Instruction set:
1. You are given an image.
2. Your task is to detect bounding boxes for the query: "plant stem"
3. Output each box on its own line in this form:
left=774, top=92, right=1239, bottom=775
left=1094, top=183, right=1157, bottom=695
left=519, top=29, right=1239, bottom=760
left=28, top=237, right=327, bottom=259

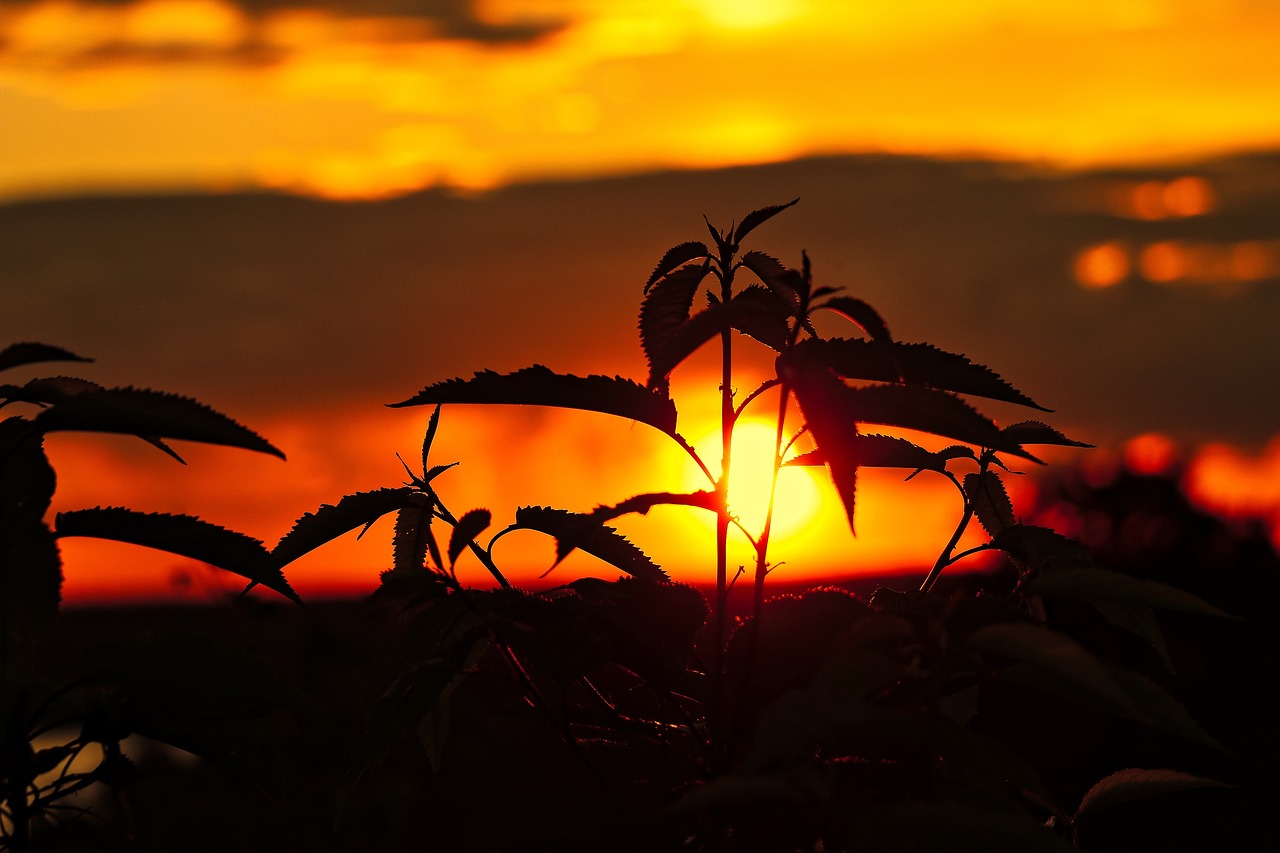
left=710, top=252, right=736, bottom=769
left=920, top=472, right=972, bottom=593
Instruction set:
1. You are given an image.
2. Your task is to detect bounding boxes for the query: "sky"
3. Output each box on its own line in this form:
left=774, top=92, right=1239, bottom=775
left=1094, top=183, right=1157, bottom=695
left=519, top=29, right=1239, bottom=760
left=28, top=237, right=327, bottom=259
left=3, top=0, right=1279, bottom=603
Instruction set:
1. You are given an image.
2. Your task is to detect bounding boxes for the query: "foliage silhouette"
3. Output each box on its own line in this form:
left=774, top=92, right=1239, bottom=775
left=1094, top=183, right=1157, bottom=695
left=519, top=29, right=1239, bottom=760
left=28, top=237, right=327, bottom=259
left=1, top=201, right=1262, bottom=851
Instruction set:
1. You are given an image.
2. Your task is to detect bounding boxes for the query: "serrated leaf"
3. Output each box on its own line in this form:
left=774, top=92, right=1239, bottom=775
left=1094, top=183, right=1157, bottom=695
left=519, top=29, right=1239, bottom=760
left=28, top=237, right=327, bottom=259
left=56, top=508, right=298, bottom=603
left=993, top=525, right=1096, bottom=572
left=783, top=434, right=945, bottom=473
left=35, top=387, right=285, bottom=459
left=964, top=471, right=1015, bottom=536
left=448, top=508, right=490, bottom=566
left=1001, top=420, right=1093, bottom=447
left=645, top=241, right=709, bottom=291
left=1075, top=768, right=1231, bottom=822
left=392, top=500, right=439, bottom=574
left=739, top=251, right=801, bottom=310
left=0, top=418, right=55, bottom=519
left=0, top=342, right=92, bottom=372
left=799, top=338, right=1048, bottom=411
left=421, top=403, right=442, bottom=476
left=1025, top=567, right=1236, bottom=619
left=274, top=487, right=417, bottom=567
left=816, top=296, right=892, bottom=342
left=0, top=375, right=103, bottom=406
left=646, top=296, right=787, bottom=387
left=576, top=491, right=721, bottom=563
left=732, top=198, right=798, bottom=244
left=513, top=506, right=667, bottom=582
left=784, top=359, right=861, bottom=531
left=640, top=263, right=710, bottom=381
left=847, top=384, right=1039, bottom=460
left=390, top=367, right=678, bottom=438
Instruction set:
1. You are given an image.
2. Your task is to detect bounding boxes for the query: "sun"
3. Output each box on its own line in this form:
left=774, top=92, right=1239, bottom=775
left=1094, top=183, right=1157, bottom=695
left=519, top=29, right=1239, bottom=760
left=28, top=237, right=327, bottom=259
left=685, top=419, right=823, bottom=539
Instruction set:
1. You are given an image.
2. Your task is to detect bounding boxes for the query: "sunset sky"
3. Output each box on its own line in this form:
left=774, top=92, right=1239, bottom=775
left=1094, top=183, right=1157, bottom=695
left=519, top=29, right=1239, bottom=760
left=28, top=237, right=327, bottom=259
left=3, top=0, right=1278, bottom=603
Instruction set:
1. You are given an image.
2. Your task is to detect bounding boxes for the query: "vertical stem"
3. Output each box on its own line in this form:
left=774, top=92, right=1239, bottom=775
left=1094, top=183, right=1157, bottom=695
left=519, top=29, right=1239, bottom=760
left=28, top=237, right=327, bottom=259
left=710, top=254, right=735, bottom=768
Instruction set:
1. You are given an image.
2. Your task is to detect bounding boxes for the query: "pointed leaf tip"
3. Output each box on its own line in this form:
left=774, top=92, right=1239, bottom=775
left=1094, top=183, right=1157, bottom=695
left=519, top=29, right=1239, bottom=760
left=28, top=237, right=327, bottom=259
left=733, top=198, right=799, bottom=244
left=645, top=242, right=709, bottom=291
left=0, top=342, right=93, bottom=372
left=448, top=508, right=491, bottom=566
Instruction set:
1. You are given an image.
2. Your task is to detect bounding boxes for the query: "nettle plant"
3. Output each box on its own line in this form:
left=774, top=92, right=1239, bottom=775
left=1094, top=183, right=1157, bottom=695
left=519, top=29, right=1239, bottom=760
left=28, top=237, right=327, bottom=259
left=273, top=201, right=1236, bottom=850
left=0, top=344, right=297, bottom=850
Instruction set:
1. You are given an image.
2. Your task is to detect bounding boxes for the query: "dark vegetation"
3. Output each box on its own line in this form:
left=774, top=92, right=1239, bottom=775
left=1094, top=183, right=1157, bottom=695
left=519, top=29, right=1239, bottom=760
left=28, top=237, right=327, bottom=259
left=2, top=203, right=1271, bottom=850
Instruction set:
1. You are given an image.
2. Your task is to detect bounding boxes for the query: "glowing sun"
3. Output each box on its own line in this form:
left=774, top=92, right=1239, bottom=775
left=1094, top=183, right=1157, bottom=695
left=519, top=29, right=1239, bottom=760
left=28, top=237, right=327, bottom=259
left=685, top=419, right=823, bottom=539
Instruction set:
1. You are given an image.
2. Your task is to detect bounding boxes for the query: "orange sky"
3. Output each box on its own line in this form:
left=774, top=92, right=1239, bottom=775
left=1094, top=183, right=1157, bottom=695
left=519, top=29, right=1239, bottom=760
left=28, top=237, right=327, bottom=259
left=4, top=0, right=1280, bottom=200
left=5, top=0, right=1279, bottom=603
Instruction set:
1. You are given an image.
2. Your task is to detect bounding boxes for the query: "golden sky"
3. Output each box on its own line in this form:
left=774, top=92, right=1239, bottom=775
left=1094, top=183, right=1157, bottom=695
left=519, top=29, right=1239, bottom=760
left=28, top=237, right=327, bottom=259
left=4, top=0, right=1280, bottom=201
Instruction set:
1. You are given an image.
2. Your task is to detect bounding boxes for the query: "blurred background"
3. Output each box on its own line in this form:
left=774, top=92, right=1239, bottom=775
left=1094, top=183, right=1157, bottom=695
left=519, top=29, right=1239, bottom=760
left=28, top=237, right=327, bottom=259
left=2, top=0, right=1277, bottom=602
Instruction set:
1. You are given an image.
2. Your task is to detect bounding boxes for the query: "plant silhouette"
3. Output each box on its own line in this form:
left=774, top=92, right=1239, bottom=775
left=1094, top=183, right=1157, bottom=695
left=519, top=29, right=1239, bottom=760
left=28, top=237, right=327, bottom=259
left=1, top=203, right=1254, bottom=851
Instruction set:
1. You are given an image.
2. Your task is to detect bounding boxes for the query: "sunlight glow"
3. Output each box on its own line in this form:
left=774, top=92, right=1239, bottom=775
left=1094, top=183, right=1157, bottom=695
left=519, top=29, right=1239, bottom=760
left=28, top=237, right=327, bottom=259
left=1074, top=241, right=1130, bottom=288
left=685, top=420, right=822, bottom=540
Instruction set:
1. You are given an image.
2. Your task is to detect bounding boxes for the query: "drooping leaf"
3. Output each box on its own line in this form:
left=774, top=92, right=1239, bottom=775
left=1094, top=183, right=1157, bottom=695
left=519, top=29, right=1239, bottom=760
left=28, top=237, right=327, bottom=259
left=274, top=487, right=417, bottom=567
left=421, top=403, right=443, bottom=477
left=732, top=198, right=798, bottom=244
left=730, top=286, right=791, bottom=349
left=1001, top=421, right=1093, bottom=448
left=645, top=241, right=709, bottom=291
left=815, top=296, right=892, bottom=342
left=390, top=366, right=679, bottom=438
left=799, top=338, right=1048, bottom=411
left=35, top=387, right=285, bottom=459
left=784, top=359, right=861, bottom=530
left=0, top=342, right=92, bottom=372
left=513, top=505, right=667, bottom=582
left=56, top=507, right=299, bottom=603
left=640, top=263, right=710, bottom=381
left=783, top=433, right=945, bottom=473
left=739, top=251, right=801, bottom=311
left=1075, top=768, right=1231, bottom=823
left=1025, top=567, right=1237, bottom=619
left=575, top=491, right=721, bottom=564
left=964, top=471, right=1015, bottom=536
left=447, top=508, right=490, bottom=566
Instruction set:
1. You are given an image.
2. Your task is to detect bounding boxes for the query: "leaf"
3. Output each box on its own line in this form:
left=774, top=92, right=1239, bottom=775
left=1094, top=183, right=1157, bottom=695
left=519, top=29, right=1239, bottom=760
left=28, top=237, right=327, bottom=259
left=56, top=507, right=299, bottom=603
left=0, top=418, right=55, bottom=519
left=784, top=359, right=861, bottom=530
left=846, top=384, right=1039, bottom=460
left=392, top=498, right=440, bottom=574
left=783, top=433, right=945, bottom=473
left=1091, top=600, right=1176, bottom=672
left=970, top=623, right=1222, bottom=748
left=639, top=263, right=710, bottom=381
left=732, top=198, right=798, bottom=244
left=448, top=508, right=490, bottom=566
left=421, top=403, right=443, bottom=476
left=35, top=387, right=285, bottom=459
left=390, top=367, right=678, bottom=439
left=0, top=517, right=61, bottom=647
left=274, top=487, right=417, bottom=567
left=739, top=251, right=801, bottom=310
left=964, top=471, right=1015, bottom=536
left=815, top=296, right=892, bottom=342
left=645, top=241, right=709, bottom=291
left=513, top=505, right=667, bottom=582
left=993, top=524, right=1096, bottom=572
left=1025, top=567, right=1237, bottom=619
left=1075, top=768, right=1231, bottom=823
left=0, top=342, right=92, bottom=372
left=799, top=338, right=1048, bottom=411
left=645, top=296, right=788, bottom=387
left=0, top=375, right=103, bottom=406
left=1001, top=420, right=1093, bottom=448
